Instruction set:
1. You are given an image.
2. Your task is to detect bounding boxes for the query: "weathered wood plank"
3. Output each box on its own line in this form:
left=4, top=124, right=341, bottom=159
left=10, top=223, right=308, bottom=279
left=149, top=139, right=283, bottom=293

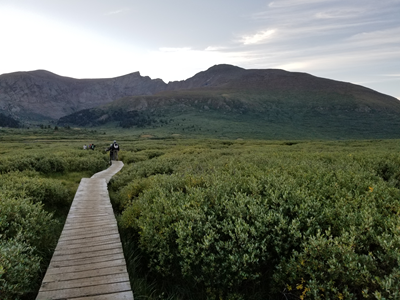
left=72, top=291, right=134, bottom=300
left=44, top=258, right=127, bottom=275
left=48, top=251, right=125, bottom=268
left=54, top=237, right=122, bottom=250
left=59, top=225, right=118, bottom=237
left=39, top=273, right=130, bottom=291
left=63, top=221, right=117, bottom=231
left=42, top=265, right=128, bottom=282
left=54, top=241, right=121, bottom=256
left=56, top=233, right=121, bottom=246
left=51, top=247, right=123, bottom=261
left=36, top=281, right=132, bottom=300
left=58, top=229, right=119, bottom=241
left=62, top=223, right=117, bottom=234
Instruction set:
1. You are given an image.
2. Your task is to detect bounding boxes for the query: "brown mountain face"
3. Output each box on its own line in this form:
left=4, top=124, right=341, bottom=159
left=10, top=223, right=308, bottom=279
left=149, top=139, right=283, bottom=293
left=0, top=70, right=166, bottom=120
left=167, top=64, right=400, bottom=113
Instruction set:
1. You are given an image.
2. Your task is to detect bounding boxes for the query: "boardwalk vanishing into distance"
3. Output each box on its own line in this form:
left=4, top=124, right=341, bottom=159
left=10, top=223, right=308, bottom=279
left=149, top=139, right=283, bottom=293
left=36, top=161, right=134, bottom=300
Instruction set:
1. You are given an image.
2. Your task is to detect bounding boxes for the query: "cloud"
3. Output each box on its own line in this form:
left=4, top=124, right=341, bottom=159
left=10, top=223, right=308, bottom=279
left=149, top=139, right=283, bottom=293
left=346, top=27, right=400, bottom=46
left=205, top=46, right=227, bottom=51
left=314, top=9, right=364, bottom=19
left=240, top=29, right=276, bottom=45
left=381, top=74, right=400, bottom=77
left=159, top=47, right=192, bottom=53
left=104, top=8, right=130, bottom=15
left=268, top=0, right=324, bottom=8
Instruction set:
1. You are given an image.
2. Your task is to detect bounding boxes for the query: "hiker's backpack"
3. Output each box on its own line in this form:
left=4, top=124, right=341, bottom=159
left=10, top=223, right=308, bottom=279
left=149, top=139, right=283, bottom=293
left=113, top=143, right=119, bottom=150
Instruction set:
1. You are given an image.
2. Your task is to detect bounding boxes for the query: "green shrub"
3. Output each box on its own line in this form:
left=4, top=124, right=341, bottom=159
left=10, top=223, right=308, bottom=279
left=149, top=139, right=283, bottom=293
left=0, top=171, right=70, bottom=207
left=0, top=239, right=41, bottom=300
left=0, top=192, right=59, bottom=254
left=0, top=150, right=108, bottom=175
left=112, top=144, right=400, bottom=299
left=0, top=191, right=59, bottom=299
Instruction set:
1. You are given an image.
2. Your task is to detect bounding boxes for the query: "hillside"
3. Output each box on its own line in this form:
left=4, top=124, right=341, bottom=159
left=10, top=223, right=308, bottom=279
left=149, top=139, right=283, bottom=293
left=0, top=112, right=20, bottom=128
left=0, top=70, right=166, bottom=121
left=58, top=65, right=400, bottom=139
left=2, top=64, right=400, bottom=139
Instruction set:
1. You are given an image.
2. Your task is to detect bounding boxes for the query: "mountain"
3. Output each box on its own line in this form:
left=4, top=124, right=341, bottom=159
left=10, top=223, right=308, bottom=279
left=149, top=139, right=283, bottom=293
left=2, top=64, right=400, bottom=139
left=58, top=65, right=400, bottom=139
left=0, top=112, right=20, bottom=128
left=0, top=70, right=166, bottom=121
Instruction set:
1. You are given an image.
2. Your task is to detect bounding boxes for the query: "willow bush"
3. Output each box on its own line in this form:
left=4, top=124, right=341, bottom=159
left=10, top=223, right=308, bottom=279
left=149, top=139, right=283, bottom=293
left=110, top=140, right=400, bottom=299
left=0, top=149, right=108, bottom=174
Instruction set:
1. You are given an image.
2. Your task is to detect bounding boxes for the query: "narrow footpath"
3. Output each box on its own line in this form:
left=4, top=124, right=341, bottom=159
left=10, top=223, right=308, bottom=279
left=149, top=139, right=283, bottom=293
left=36, top=161, right=133, bottom=300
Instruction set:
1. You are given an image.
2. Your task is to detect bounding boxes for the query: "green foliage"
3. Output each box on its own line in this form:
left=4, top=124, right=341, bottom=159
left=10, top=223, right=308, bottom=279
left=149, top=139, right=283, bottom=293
left=110, top=139, right=400, bottom=299
left=57, top=108, right=155, bottom=128
left=0, top=192, right=58, bottom=299
left=0, top=136, right=111, bottom=299
left=0, top=149, right=108, bottom=174
left=0, top=171, right=70, bottom=208
left=55, top=86, right=400, bottom=140
left=0, top=239, right=41, bottom=300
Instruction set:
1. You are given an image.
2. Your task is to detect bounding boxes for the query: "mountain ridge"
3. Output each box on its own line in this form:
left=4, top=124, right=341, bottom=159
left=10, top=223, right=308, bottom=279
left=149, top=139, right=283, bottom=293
left=0, top=69, right=167, bottom=120
left=1, top=64, right=400, bottom=139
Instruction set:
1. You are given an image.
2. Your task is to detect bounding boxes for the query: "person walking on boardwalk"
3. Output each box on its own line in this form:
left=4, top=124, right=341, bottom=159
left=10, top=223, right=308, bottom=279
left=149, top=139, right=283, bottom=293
left=106, top=140, right=120, bottom=163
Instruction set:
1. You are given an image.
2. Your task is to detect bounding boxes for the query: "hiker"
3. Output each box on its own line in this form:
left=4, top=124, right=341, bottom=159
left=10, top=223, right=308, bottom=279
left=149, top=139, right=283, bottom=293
left=83, top=144, right=87, bottom=150
left=106, top=140, right=120, bottom=163
left=90, top=143, right=95, bottom=150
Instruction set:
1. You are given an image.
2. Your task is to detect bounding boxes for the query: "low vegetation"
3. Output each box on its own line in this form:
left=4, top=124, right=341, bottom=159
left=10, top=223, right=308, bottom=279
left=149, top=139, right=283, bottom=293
left=1, top=128, right=400, bottom=299
left=0, top=135, right=109, bottom=300
left=109, top=138, right=400, bottom=299
left=57, top=88, right=400, bottom=140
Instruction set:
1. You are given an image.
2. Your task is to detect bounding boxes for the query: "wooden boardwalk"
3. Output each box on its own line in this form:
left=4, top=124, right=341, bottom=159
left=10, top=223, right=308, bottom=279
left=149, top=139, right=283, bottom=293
left=36, top=161, right=134, bottom=300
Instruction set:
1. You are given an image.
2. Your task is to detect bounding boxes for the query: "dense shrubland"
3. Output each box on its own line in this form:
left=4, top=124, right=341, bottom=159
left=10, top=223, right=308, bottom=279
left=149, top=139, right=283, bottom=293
left=0, top=146, right=109, bottom=299
left=109, top=139, right=400, bottom=299
left=1, top=135, right=400, bottom=300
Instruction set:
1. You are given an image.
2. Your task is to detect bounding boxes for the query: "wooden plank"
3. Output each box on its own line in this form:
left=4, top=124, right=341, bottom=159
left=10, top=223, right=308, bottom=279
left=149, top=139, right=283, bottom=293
left=42, top=265, right=128, bottom=282
left=54, top=237, right=122, bottom=251
left=72, top=291, right=134, bottom=300
left=36, top=281, right=132, bottom=300
left=65, top=214, right=114, bottom=220
left=48, top=252, right=125, bottom=268
left=44, top=258, right=127, bottom=275
left=51, top=247, right=123, bottom=262
left=53, top=241, right=121, bottom=256
left=62, top=222, right=117, bottom=232
left=64, top=216, right=116, bottom=224
left=63, top=220, right=117, bottom=230
left=56, top=233, right=121, bottom=246
left=60, top=225, right=118, bottom=237
left=58, top=229, right=118, bottom=241
left=39, top=273, right=130, bottom=291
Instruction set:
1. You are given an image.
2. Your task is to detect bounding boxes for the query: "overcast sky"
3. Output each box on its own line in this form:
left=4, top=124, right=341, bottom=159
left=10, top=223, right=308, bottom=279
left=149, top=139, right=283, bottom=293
left=0, top=0, right=399, bottom=99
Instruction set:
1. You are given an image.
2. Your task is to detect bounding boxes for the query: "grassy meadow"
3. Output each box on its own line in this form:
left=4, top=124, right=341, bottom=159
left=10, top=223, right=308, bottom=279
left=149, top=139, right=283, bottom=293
left=1, top=127, right=400, bottom=299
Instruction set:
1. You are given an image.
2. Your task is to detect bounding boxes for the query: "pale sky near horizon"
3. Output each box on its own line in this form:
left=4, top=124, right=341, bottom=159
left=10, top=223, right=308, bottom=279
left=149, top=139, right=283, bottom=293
left=0, top=0, right=399, bottom=99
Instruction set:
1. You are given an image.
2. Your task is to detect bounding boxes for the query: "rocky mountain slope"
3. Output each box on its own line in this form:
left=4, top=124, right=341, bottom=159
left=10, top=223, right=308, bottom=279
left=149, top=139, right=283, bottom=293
left=0, top=70, right=166, bottom=120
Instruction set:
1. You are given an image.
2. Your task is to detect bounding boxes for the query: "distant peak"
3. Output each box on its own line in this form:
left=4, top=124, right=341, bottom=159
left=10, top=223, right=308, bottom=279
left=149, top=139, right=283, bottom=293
left=206, top=64, right=245, bottom=72
left=9, top=69, right=60, bottom=77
